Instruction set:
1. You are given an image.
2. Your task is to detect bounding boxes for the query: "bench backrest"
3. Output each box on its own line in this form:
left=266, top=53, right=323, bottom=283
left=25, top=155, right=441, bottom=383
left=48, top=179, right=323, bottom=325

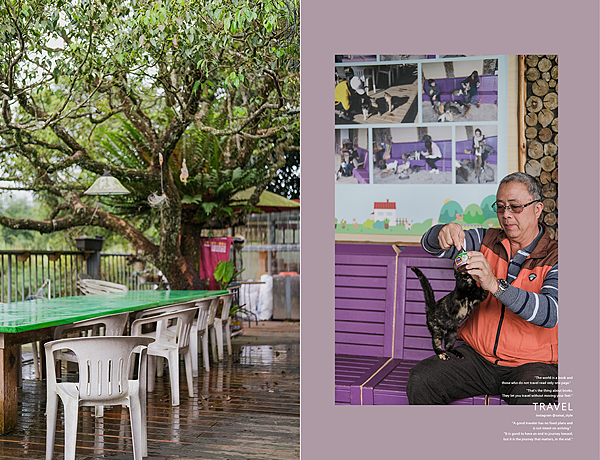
left=335, top=244, right=460, bottom=360
left=389, top=140, right=452, bottom=172
left=422, top=75, right=498, bottom=98
left=335, top=244, right=399, bottom=358
left=400, top=256, right=458, bottom=360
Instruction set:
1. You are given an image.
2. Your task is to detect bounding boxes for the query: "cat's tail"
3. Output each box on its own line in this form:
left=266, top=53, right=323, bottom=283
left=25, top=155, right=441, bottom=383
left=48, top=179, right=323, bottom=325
left=410, top=267, right=436, bottom=308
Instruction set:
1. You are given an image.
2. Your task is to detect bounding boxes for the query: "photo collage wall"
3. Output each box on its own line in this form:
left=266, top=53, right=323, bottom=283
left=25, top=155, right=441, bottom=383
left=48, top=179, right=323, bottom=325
left=334, top=55, right=508, bottom=238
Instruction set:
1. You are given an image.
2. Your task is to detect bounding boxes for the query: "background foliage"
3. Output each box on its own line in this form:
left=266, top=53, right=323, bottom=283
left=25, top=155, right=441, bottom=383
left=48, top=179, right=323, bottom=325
left=0, top=0, right=299, bottom=287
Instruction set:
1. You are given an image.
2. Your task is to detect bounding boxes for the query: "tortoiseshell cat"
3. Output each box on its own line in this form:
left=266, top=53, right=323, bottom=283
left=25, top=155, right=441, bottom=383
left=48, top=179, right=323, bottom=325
left=411, top=267, right=488, bottom=360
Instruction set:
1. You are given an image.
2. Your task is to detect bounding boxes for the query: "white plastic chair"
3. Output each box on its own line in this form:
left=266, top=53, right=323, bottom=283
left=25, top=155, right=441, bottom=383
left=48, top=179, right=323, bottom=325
left=188, top=298, right=215, bottom=377
left=77, top=279, right=129, bottom=295
left=377, top=65, right=393, bottom=88
left=209, top=293, right=234, bottom=361
left=131, top=307, right=197, bottom=406
left=53, top=312, right=131, bottom=418
left=133, top=300, right=198, bottom=378
left=45, top=336, right=154, bottom=460
left=206, top=296, right=221, bottom=362
left=154, top=297, right=215, bottom=377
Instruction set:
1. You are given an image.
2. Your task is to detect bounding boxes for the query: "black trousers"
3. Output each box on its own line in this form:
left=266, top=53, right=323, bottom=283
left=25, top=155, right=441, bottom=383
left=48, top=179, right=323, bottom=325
left=406, top=345, right=558, bottom=405
left=425, top=157, right=440, bottom=170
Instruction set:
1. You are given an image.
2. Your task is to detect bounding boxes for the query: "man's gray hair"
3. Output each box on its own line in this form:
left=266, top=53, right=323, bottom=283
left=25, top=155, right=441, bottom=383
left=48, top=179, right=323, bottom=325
left=499, top=172, right=542, bottom=201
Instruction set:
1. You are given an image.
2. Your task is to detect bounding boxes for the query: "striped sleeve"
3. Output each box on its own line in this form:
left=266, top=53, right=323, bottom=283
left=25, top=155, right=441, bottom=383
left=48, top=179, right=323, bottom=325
left=421, top=225, right=487, bottom=259
left=496, top=263, right=559, bottom=328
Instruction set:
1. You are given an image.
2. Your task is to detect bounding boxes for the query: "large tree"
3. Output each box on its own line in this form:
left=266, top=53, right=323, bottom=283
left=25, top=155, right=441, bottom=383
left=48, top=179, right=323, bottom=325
left=0, top=0, right=299, bottom=289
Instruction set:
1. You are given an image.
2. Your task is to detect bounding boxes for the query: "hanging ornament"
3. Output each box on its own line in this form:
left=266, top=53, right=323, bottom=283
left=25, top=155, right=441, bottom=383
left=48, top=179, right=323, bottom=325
left=180, top=158, right=188, bottom=185
left=149, top=152, right=167, bottom=208
left=148, top=191, right=168, bottom=207
left=84, top=165, right=130, bottom=223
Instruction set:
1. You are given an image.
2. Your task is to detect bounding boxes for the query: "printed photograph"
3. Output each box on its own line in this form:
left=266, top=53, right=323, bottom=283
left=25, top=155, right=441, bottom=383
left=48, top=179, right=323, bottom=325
left=380, top=55, right=436, bottom=61
left=421, top=58, right=499, bottom=123
left=335, top=128, right=370, bottom=184
left=335, top=55, right=377, bottom=63
left=334, top=63, right=418, bottom=124
left=455, top=125, right=498, bottom=184
left=372, top=126, right=452, bottom=184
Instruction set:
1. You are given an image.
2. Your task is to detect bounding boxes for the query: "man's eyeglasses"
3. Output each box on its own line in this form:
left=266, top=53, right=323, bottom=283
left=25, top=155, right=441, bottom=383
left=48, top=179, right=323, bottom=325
left=491, top=200, right=540, bottom=214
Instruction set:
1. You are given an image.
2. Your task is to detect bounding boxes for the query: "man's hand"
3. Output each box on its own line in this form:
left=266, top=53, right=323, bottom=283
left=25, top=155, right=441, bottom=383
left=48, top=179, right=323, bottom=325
left=437, top=223, right=465, bottom=251
left=464, top=251, right=499, bottom=293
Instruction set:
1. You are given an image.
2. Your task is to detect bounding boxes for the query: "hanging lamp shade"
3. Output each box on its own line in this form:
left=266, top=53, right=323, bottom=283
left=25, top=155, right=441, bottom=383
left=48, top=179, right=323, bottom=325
left=84, top=166, right=130, bottom=196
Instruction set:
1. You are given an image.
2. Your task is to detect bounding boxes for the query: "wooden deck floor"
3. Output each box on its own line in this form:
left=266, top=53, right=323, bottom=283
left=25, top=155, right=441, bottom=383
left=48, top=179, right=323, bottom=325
left=0, top=321, right=299, bottom=459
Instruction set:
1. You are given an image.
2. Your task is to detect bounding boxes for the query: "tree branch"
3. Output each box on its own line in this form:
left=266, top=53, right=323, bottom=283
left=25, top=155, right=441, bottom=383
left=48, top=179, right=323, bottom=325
left=2, top=0, right=26, bottom=97
left=0, top=200, right=159, bottom=261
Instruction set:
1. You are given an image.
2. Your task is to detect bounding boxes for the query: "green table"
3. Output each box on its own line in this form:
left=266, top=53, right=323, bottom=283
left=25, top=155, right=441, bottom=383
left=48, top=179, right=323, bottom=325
left=0, top=290, right=226, bottom=434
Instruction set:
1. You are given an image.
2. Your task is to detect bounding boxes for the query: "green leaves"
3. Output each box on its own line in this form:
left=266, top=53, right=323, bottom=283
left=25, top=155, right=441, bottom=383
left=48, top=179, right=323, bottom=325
left=0, top=0, right=298, bottom=236
left=182, top=194, right=202, bottom=204
left=201, top=202, right=218, bottom=214
left=213, top=260, right=244, bottom=290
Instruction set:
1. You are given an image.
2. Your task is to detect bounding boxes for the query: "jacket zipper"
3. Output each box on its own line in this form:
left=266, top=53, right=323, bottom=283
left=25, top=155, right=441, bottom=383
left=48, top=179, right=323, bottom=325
left=493, top=240, right=510, bottom=364
left=493, top=305, right=505, bottom=364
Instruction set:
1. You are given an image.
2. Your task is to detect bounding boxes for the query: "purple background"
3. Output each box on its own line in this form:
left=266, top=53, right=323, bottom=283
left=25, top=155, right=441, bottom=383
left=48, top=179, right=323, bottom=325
left=300, top=0, right=599, bottom=458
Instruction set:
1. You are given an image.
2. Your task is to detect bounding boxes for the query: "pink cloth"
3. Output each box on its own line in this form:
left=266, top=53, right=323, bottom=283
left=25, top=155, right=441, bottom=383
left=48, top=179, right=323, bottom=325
left=199, top=237, right=232, bottom=290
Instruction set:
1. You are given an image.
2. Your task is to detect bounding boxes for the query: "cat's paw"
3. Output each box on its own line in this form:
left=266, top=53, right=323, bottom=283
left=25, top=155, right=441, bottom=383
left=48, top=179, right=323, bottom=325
left=437, top=352, right=450, bottom=360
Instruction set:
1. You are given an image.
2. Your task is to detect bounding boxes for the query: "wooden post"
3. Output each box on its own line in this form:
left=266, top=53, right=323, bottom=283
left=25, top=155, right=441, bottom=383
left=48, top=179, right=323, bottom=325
left=0, top=336, right=18, bottom=434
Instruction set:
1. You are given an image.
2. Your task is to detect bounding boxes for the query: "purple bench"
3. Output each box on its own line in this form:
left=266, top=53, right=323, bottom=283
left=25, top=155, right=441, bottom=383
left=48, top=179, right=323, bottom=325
left=352, top=147, right=370, bottom=184
left=422, top=75, right=498, bottom=105
left=335, top=243, right=507, bottom=405
left=388, top=140, right=452, bottom=172
left=456, top=136, right=497, bottom=165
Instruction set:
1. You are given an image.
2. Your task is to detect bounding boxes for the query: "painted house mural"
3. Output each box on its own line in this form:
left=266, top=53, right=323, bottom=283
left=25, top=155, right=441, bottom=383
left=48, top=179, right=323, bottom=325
left=372, top=200, right=396, bottom=225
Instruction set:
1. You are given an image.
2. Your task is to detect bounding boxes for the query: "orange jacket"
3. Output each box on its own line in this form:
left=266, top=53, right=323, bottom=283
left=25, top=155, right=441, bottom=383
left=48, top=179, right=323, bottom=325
left=458, top=228, right=558, bottom=367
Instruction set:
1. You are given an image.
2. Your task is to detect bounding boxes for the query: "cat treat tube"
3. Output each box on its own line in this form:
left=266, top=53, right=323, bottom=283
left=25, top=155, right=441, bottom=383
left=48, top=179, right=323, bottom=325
left=455, top=240, right=469, bottom=271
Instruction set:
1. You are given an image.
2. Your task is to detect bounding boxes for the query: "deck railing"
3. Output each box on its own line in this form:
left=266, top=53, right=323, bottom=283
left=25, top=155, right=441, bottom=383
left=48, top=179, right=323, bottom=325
left=0, top=250, right=157, bottom=303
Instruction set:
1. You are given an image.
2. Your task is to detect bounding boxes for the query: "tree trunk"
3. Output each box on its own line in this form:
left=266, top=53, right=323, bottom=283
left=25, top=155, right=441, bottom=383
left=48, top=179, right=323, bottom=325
left=164, top=254, right=207, bottom=290
left=153, top=186, right=206, bottom=290
left=178, top=221, right=208, bottom=289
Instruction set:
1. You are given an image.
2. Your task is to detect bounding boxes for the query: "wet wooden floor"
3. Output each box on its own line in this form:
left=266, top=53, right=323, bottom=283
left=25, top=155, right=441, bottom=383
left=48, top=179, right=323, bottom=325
left=0, top=321, right=299, bottom=459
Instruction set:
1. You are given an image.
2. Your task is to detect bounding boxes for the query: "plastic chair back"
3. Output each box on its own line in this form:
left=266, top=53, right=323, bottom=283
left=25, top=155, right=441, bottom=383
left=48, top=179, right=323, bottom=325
left=53, top=312, right=130, bottom=339
left=45, top=336, right=154, bottom=403
left=131, top=307, right=197, bottom=348
left=219, top=293, right=234, bottom=320
left=78, top=279, right=128, bottom=295
left=207, top=296, right=220, bottom=327
left=134, top=300, right=197, bottom=320
left=173, top=308, right=196, bottom=350
left=195, top=299, right=211, bottom=332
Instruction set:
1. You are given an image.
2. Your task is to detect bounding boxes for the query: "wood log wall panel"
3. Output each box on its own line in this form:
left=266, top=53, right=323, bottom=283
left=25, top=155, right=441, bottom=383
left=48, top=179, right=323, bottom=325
left=520, top=55, right=558, bottom=241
